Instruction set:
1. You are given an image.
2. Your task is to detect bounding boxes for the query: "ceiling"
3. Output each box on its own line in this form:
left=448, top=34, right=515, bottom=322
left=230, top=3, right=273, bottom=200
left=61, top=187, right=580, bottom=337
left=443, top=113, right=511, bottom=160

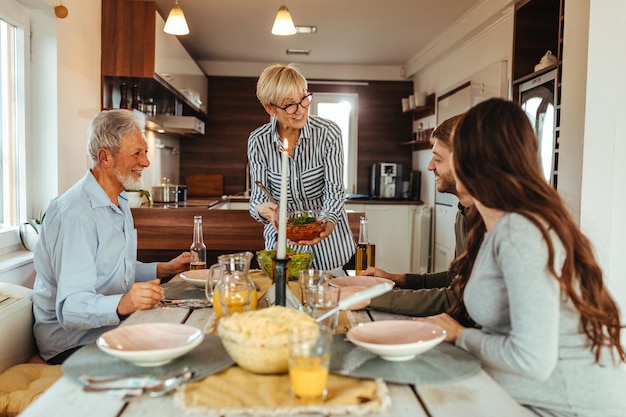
left=150, top=0, right=483, bottom=67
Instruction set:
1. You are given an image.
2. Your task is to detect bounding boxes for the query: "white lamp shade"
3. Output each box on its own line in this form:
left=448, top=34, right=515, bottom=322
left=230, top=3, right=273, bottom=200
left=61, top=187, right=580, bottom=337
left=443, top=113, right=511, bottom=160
left=271, top=5, right=296, bottom=36
left=164, top=3, right=190, bottom=35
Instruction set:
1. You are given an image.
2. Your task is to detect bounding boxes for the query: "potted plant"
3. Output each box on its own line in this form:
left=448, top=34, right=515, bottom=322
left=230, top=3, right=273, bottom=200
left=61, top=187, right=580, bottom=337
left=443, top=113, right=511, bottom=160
left=19, top=210, right=45, bottom=251
left=125, top=189, right=152, bottom=207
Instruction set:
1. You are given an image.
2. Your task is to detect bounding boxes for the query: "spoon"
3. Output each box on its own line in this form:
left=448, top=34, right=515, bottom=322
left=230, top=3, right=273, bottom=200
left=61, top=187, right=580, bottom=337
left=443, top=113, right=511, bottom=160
left=255, top=181, right=277, bottom=205
left=315, top=282, right=393, bottom=323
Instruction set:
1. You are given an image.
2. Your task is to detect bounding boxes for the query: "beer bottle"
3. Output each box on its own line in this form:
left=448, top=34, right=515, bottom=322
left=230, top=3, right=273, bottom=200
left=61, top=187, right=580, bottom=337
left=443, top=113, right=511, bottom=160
left=355, top=216, right=372, bottom=275
left=190, top=215, right=207, bottom=270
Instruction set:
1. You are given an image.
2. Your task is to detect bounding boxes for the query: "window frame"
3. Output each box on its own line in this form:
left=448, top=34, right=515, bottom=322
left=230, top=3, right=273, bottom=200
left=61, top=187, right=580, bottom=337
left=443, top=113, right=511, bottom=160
left=0, top=3, right=29, bottom=254
left=310, top=92, right=359, bottom=194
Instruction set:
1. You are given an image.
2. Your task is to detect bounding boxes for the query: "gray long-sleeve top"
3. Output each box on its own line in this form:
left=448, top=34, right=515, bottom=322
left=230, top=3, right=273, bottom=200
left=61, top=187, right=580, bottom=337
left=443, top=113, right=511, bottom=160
left=456, top=212, right=626, bottom=417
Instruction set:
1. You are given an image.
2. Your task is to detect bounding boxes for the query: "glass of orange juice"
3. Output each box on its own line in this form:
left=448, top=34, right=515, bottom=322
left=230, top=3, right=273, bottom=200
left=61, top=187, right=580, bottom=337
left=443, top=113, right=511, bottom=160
left=288, top=324, right=332, bottom=402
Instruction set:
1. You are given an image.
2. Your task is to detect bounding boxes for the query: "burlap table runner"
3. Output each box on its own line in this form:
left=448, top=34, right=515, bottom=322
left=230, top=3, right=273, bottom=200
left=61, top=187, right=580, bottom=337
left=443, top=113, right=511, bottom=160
left=175, top=366, right=389, bottom=416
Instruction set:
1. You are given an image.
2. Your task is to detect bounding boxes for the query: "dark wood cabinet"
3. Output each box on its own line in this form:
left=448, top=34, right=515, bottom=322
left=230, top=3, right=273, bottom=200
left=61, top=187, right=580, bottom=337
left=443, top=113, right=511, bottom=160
left=512, top=0, right=564, bottom=188
left=101, top=0, right=207, bottom=120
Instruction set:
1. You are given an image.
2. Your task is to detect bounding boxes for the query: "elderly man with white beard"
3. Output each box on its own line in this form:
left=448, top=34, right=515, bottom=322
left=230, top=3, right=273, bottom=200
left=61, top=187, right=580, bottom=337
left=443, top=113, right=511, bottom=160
left=33, top=109, right=190, bottom=364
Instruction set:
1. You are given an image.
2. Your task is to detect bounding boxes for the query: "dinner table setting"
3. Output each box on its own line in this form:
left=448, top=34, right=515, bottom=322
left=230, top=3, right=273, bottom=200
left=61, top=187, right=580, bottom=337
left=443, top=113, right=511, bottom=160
left=21, top=171, right=530, bottom=416
left=20, top=264, right=533, bottom=417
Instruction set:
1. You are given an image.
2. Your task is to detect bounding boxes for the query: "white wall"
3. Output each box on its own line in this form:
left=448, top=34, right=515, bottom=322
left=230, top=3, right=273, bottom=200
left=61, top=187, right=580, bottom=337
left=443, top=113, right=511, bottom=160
left=408, top=8, right=513, bottom=210
left=581, top=0, right=626, bottom=320
left=55, top=0, right=101, bottom=194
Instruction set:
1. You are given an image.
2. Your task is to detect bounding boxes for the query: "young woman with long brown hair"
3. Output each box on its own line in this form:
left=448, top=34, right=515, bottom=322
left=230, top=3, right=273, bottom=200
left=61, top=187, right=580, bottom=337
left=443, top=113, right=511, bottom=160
left=419, top=98, right=626, bottom=417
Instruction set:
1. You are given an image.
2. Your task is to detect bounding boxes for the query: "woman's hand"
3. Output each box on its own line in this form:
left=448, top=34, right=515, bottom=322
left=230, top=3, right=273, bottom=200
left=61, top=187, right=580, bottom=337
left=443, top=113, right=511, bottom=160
left=414, top=313, right=466, bottom=343
left=289, top=221, right=335, bottom=246
left=257, top=202, right=279, bottom=229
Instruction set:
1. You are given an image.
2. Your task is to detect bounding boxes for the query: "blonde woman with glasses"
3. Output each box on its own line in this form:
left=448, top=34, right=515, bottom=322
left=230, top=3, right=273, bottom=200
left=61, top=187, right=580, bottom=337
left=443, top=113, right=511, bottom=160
left=248, top=64, right=355, bottom=276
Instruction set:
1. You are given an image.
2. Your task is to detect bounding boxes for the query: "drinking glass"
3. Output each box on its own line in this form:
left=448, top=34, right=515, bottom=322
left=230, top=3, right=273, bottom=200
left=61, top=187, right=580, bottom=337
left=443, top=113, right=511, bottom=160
left=288, top=324, right=332, bottom=402
left=303, top=285, right=340, bottom=333
left=298, top=269, right=331, bottom=309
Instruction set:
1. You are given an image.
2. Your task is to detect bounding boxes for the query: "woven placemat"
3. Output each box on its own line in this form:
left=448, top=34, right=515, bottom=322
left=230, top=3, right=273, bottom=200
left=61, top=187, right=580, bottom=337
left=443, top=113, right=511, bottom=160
left=330, top=335, right=481, bottom=384
left=175, top=366, right=390, bottom=416
left=62, top=335, right=234, bottom=383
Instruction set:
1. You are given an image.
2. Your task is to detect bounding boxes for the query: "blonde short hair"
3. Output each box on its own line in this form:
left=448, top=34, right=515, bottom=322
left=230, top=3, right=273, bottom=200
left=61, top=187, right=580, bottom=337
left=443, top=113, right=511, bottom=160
left=256, top=64, right=308, bottom=107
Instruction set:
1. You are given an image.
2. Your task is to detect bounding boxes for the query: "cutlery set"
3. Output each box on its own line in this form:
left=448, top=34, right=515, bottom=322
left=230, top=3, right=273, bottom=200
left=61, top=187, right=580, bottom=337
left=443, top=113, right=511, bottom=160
left=79, top=369, right=195, bottom=399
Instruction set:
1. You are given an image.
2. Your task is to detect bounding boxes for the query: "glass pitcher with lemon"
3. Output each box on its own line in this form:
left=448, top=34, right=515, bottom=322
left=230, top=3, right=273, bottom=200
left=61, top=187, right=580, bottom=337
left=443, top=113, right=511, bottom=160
left=206, top=251, right=258, bottom=317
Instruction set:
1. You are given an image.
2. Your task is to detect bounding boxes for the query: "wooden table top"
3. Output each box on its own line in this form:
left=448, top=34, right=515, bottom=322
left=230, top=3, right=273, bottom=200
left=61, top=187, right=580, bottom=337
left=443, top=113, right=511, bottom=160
left=21, top=275, right=532, bottom=417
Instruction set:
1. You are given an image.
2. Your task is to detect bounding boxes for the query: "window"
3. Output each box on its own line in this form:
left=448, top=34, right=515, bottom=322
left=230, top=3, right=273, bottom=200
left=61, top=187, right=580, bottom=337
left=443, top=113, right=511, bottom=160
left=310, top=93, right=358, bottom=194
left=1, top=17, right=18, bottom=230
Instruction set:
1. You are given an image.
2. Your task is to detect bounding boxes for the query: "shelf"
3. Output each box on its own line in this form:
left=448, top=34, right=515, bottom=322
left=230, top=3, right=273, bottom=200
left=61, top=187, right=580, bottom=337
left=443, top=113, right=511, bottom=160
left=512, top=62, right=560, bottom=85
left=103, top=75, right=207, bottom=121
left=400, top=127, right=434, bottom=150
left=402, top=93, right=436, bottom=120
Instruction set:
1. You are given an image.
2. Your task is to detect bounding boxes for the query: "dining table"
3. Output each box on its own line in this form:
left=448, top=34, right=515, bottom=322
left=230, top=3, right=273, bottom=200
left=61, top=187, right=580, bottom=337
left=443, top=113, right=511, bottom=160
left=20, top=271, right=532, bottom=417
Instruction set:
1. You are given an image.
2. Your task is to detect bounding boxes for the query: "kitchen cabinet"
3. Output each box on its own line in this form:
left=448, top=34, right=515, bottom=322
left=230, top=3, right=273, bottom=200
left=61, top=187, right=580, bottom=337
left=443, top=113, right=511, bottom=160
left=512, top=0, right=563, bottom=187
left=345, top=203, right=430, bottom=273
left=101, top=0, right=207, bottom=120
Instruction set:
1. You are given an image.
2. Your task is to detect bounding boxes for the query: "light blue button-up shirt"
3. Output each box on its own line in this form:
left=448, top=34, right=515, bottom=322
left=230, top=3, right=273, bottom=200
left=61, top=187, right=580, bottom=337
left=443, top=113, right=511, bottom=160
left=33, top=171, right=157, bottom=360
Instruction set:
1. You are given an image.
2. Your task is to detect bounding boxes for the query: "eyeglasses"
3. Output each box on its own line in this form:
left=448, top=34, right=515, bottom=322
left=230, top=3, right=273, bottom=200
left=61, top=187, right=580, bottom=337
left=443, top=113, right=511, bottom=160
left=272, top=93, right=313, bottom=115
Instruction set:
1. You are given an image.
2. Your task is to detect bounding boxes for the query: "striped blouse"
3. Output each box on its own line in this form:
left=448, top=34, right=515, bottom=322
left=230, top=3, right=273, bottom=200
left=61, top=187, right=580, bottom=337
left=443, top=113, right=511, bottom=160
left=247, top=115, right=356, bottom=271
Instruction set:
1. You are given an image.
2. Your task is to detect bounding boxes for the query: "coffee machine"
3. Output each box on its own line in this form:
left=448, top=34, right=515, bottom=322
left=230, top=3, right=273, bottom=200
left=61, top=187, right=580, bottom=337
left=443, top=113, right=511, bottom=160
left=371, top=163, right=402, bottom=198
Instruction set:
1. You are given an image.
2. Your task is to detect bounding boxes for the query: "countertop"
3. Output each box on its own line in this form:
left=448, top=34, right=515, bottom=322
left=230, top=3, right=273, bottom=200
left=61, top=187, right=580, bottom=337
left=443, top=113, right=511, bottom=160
left=137, top=196, right=423, bottom=209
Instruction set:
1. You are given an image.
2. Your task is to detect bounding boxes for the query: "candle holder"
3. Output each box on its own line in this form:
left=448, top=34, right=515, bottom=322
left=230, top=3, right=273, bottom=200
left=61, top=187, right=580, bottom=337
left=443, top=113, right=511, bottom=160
left=272, top=256, right=288, bottom=306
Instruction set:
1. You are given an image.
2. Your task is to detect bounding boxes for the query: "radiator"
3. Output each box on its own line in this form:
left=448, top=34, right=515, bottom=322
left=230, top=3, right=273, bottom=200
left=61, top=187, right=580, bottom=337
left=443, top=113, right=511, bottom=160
left=410, top=206, right=432, bottom=274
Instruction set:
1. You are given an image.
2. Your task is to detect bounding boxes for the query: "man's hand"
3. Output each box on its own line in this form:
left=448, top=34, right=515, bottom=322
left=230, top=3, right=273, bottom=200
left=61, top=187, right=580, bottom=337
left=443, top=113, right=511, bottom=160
left=117, top=279, right=164, bottom=317
left=157, top=252, right=190, bottom=278
left=360, top=266, right=406, bottom=286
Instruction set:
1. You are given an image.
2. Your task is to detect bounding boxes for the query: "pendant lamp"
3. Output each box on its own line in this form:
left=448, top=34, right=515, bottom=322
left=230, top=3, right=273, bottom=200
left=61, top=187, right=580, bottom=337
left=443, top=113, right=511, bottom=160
left=164, top=0, right=190, bottom=36
left=271, top=5, right=296, bottom=36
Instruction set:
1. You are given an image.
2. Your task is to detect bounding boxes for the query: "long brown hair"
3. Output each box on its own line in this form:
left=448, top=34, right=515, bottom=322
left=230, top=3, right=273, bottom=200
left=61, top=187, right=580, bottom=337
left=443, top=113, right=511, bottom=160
left=450, top=98, right=625, bottom=362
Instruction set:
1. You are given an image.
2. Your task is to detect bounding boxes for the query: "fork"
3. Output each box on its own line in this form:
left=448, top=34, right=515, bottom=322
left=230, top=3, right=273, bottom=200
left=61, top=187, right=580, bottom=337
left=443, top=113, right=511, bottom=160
left=82, top=370, right=195, bottom=398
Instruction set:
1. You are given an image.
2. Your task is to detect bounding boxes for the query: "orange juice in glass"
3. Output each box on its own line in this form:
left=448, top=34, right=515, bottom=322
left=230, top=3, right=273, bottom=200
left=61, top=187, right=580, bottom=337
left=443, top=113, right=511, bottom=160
left=289, top=355, right=330, bottom=399
left=288, top=324, right=332, bottom=401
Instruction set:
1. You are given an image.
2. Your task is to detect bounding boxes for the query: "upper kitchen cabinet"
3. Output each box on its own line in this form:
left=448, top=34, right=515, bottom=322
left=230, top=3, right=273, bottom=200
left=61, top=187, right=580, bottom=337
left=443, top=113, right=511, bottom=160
left=511, top=0, right=563, bottom=91
left=512, top=0, right=564, bottom=187
left=101, top=0, right=208, bottom=120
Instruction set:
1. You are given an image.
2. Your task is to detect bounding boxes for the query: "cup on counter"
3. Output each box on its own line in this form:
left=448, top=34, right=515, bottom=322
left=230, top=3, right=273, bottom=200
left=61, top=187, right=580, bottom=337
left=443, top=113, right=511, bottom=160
left=288, top=324, right=333, bottom=402
left=303, top=285, right=341, bottom=333
left=415, top=92, right=427, bottom=107
left=409, top=95, right=416, bottom=109
left=298, top=269, right=331, bottom=309
left=401, top=98, right=410, bottom=112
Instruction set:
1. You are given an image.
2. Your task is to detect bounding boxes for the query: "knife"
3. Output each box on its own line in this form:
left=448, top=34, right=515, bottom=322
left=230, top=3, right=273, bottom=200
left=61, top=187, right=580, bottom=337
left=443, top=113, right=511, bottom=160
left=315, top=282, right=393, bottom=323
left=255, top=181, right=277, bottom=205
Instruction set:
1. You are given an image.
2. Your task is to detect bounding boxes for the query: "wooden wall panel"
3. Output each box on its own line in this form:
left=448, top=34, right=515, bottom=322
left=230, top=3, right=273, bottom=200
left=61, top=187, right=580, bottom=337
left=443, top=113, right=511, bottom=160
left=179, top=76, right=413, bottom=196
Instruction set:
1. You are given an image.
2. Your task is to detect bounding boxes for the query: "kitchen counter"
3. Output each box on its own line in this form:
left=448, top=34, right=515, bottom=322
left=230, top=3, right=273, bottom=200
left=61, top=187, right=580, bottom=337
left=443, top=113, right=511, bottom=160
left=130, top=201, right=365, bottom=265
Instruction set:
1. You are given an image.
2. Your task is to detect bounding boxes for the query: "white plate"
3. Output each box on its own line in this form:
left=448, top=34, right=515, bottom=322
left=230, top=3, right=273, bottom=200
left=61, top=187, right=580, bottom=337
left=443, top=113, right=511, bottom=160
left=180, top=269, right=211, bottom=288
left=347, top=320, right=446, bottom=361
left=97, top=323, right=204, bottom=367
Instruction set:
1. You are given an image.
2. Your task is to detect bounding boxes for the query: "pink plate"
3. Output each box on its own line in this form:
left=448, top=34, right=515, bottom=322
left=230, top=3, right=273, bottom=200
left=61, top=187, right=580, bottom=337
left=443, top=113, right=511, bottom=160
left=329, top=276, right=394, bottom=310
left=97, top=323, right=204, bottom=367
left=180, top=269, right=211, bottom=288
left=346, top=320, right=446, bottom=361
